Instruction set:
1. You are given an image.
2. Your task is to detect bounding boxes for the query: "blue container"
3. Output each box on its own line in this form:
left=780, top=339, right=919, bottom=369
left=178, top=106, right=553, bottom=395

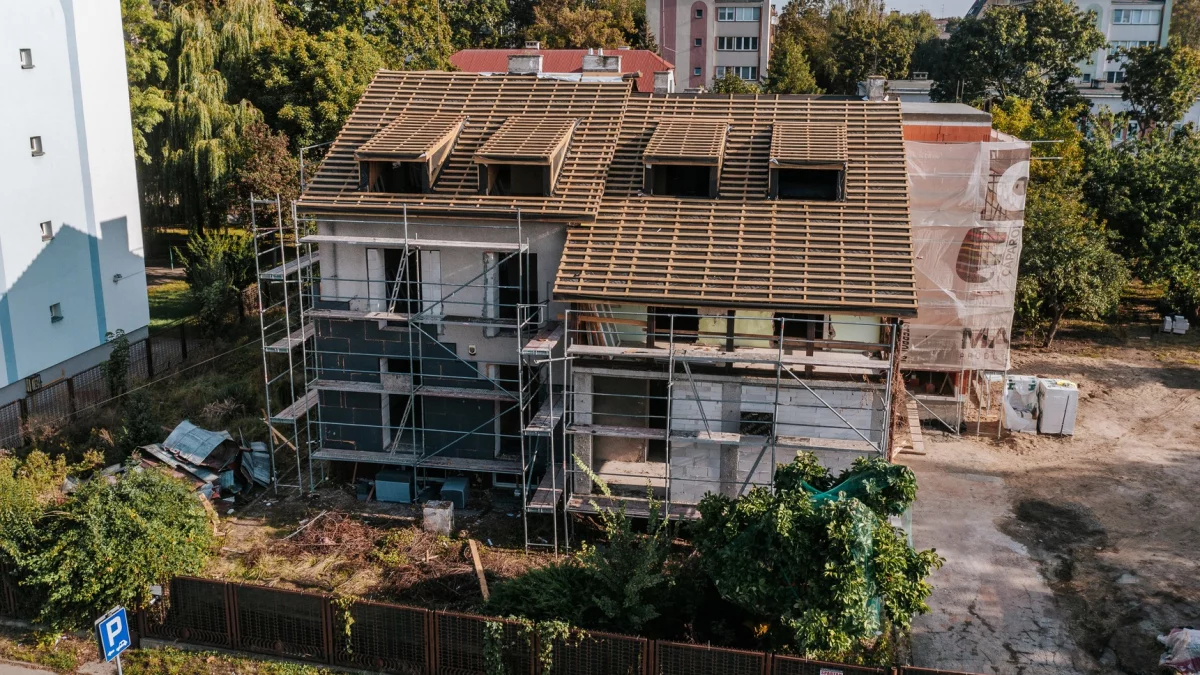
left=375, top=469, right=414, bottom=503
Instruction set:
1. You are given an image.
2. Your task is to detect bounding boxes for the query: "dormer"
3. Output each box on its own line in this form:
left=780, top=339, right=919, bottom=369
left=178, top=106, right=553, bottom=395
left=356, top=114, right=465, bottom=194
left=642, top=118, right=728, bottom=198
left=769, top=123, right=848, bottom=201
left=474, top=117, right=579, bottom=197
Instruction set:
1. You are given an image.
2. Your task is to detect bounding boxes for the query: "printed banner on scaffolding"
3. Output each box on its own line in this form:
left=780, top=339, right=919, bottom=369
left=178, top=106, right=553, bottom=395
left=901, top=138, right=1031, bottom=371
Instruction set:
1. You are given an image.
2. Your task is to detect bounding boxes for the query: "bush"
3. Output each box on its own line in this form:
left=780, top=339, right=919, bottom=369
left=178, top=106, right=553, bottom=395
left=20, top=467, right=214, bottom=630
left=177, top=231, right=255, bottom=333
left=690, top=455, right=942, bottom=662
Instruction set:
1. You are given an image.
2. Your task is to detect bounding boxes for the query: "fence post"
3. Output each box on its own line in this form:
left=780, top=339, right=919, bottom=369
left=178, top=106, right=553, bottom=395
left=225, top=582, right=240, bottom=651
left=321, top=594, right=335, bottom=665
left=16, top=398, right=28, bottom=447
left=65, top=377, right=76, bottom=423
left=180, top=323, right=188, bottom=361
left=146, top=336, right=156, bottom=379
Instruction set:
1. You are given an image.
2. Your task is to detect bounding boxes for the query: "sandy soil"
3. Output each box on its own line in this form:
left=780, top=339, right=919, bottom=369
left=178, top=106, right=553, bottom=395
left=908, top=343, right=1200, bottom=675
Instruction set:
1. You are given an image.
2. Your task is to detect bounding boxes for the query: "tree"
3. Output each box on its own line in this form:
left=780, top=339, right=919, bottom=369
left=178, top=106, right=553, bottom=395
left=1173, top=0, right=1200, bottom=50
left=228, top=121, right=300, bottom=225
left=777, top=0, right=839, bottom=91
left=0, top=453, right=68, bottom=576
left=1017, top=185, right=1129, bottom=346
left=527, top=0, right=641, bottom=49
left=711, top=69, right=760, bottom=94
left=765, top=35, right=821, bottom=94
left=101, top=330, right=131, bottom=398
left=139, top=0, right=280, bottom=232
left=21, top=468, right=213, bottom=630
left=117, top=391, right=161, bottom=453
left=933, top=0, right=1106, bottom=113
left=690, top=455, right=943, bottom=660
left=121, top=0, right=172, bottom=164
left=370, top=0, right=454, bottom=70
left=178, top=231, right=257, bottom=331
left=828, top=2, right=915, bottom=95
left=991, top=97, right=1088, bottom=186
left=1083, top=122, right=1200, bottom=312
left=1120, top=41, right=1200, bottom=130
left=246, top=26, right=387, bottom=149
left=445, top=0, right=515, bottom=49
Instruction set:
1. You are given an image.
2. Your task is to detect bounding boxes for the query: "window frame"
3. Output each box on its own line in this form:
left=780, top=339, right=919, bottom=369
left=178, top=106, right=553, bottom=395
left=717, top=6, right=761, bottom=21
left=29, top=136, right=43, bottom=157
left=19, top=48, right=33, bottom=69
left=694, top=37, right=702, bottom=47
left=695, top=8, right=703, bottom=18
left=49, top=303, right=63, bottom=323
left=717, top=36, right=759, bottom=51
left=693, top=66, right=702, bottom=76
left=39, top=221, right=53, bottom=242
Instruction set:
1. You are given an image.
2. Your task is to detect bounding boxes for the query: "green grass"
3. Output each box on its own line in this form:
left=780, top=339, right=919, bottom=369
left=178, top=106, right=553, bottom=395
left=124, top=648, right=334, bottom=674
left=148, top=279, right=193, bottom=330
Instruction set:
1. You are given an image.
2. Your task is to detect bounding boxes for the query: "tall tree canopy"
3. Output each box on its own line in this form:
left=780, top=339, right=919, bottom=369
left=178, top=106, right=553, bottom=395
left=1120, top=41, right=1200, bottom=130
left=933, top=0, right=1106, bottom=113
left=765, top=35, right=821, bottom=94
left=827, top=0, right=915, bottom=94
left=527, top=0, right=647, bottom=49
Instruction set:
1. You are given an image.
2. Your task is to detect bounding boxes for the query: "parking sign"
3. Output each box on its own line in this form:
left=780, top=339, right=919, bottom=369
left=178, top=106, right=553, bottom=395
left=94, top=606, right=130, bottom=662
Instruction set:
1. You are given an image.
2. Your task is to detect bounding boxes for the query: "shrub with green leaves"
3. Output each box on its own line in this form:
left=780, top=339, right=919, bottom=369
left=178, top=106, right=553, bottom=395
left=20, top=467, right=213, bottom=630
left=690, top=455, right=942, bottom=662
left=177, top=231, right=255, bottom=332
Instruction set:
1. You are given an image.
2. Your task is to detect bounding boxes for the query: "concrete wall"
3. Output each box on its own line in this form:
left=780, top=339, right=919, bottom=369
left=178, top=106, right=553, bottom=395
left=0, top=0, right=149, bottom=389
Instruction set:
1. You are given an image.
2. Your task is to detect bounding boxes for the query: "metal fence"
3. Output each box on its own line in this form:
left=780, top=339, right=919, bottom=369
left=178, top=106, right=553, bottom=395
left=0, top=323, right=191, bottom=448
left=117, top=577, right=985, bottom=675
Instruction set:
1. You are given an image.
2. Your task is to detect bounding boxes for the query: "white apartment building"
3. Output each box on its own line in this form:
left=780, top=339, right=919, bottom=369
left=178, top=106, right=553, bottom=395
left=0, top=0, right=150, bottom=405
left=646, top=0, right=772, bottom=89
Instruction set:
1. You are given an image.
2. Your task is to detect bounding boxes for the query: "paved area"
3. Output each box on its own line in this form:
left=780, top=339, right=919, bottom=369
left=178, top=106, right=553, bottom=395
left=0, top=663, right=51, bottom=674
left=905, top=448, right=1098, bottom=675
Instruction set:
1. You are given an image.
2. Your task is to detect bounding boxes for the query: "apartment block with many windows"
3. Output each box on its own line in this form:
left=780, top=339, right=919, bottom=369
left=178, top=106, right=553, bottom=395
left=646, top=0, right=771, bottom=89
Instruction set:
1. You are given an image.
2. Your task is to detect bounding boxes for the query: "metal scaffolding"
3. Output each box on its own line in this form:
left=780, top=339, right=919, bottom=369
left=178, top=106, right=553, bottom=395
left=551, top=308, right=900, bottom=529
left=251, top=195, right=318, bottom=494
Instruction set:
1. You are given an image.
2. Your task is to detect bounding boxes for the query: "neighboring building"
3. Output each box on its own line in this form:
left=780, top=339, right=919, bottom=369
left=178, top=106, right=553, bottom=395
left=887, top=76, right=935, bottom=102
left=0, top=0, right=150, bottom=405
left=266, top=72, right=930, bottom=547
left=645, top=0, right=772, bottom=89
left=450, top=45, right=676, bottom=93
left=966, top=0, right=1172, bottom=85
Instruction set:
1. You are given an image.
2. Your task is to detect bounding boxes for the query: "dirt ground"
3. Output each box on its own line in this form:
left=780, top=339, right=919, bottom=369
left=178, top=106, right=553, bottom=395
left=907, top=340, right=1200, bottom=675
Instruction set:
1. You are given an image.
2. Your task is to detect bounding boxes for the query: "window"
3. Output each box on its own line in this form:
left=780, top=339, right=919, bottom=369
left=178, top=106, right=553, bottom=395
left=650, top=307, right=699, bottom=344
left=695, top=8, right=703, bottom=17
left=1112, top=9, right=1160, bottom=23
left=693, top=67, right=701, bottom=76
left=717, top=6, right=761, bottom=21
left=739, top=411, right=774, bottom=437
left=651, top=164, right=712, bottom=197
left=1082, top=73, right=1092, bottom=83
left=481, top=164, right=550, bottom=196
left=775, top=168, right=843, bottom=200
left=694, top=38, right=702, bottom=47
left=497, top=252, right=538, bottom=323
left=19, top=49, right=33, bottom=69
left=29, top=136, right=43, bottom=156
left=1106, top=70, right=1126, bottom=83
left=360, top=161, right=426, bottom=193
left=717, top=36, right=759, bottom=50
left=1108, top=39, right=1155, bottom=58
left=39, top=221, right=53, bottom=241
left=715, top=65, right=758, bottom=80
left=49, top=304, right=62, bottom=323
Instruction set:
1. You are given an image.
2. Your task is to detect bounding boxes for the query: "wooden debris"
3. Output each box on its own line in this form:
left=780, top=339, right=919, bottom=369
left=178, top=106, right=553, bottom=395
left=468, top=539, right=489, bottom=601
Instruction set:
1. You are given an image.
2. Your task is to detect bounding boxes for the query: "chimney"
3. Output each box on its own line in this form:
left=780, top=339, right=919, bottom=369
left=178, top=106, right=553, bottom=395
left=857, top=76, right=886, bottom=101
left=524, top=41, right=541, bottom=50
left=653, top=69, right=676, bottom=94
left=508, top=53, right=543, bottom=75
left=582, top=51, right=622, bottom=72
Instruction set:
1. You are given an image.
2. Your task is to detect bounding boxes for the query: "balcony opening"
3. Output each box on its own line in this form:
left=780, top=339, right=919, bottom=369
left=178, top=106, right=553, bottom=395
left=775, top=168, right=843, bottom=201
left=383, top=248, right=421, bottom=315
left=497, top=251, right=539, bottom=323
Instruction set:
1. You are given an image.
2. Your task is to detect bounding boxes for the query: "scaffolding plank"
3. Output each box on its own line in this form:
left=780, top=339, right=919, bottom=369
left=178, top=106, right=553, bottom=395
left=308, top=307, right=519, bottom=329
left=524, top=392, right=563, bottom=436
left=311, top=379, right=514, bottom=401
left=526, top=465, right=564, bottom=513
left=300, top=234, right=522, bottom=251
left=269, top=389, right=318, bottom=424
left=566, top=495, right=698, bottom=520
left=567, top=424, right=666, bottom=440
left=308, top=308, right=412, bottom=322
left=566, top=344, right=890, bottom=372
left=312, top=447, right=523, bottom=473
left=265, top=323, right=314, bottom=353
left=521, top=322, right=564, bottom=357
left=667, top=430, right=877, bottom=453
left=260, top=252, right=319, bottom=280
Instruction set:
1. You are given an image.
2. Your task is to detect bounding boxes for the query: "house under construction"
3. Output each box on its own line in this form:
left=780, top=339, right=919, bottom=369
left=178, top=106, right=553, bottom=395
left=251, top=70, right=1026, bottom=550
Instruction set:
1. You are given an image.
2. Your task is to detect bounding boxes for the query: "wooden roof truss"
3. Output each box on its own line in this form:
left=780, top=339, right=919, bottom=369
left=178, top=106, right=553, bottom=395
left=770, top=122, right=849, bottom=170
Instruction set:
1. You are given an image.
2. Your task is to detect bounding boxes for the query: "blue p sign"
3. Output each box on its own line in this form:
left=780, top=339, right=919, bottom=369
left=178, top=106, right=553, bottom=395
left=95, top=606, right=130, bottom=662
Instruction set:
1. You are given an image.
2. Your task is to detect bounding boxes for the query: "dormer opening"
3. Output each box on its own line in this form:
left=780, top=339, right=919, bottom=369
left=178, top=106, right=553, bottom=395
left=769, top=122, right=848, bottom=202
left=474, top=117, right=579, bottom=198
left=355, top=114, right=465, bottom=195
left=642, top=118, right=728, bottom=198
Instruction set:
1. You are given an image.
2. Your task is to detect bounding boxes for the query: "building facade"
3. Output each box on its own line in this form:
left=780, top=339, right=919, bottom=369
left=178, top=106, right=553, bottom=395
left=645, top=0, right=772, bottom=89
left=0, top=0, right=150, bottom=405
left=450, top=45, right=676, bottom=93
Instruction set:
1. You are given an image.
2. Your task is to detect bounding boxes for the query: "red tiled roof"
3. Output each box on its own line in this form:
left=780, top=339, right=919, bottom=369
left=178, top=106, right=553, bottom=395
left=450, top=49, right=674, bottom=93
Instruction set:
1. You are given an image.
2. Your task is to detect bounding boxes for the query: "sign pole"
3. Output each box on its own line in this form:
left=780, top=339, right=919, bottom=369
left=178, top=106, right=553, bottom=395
left=115, top=654, right=123, bottom=675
